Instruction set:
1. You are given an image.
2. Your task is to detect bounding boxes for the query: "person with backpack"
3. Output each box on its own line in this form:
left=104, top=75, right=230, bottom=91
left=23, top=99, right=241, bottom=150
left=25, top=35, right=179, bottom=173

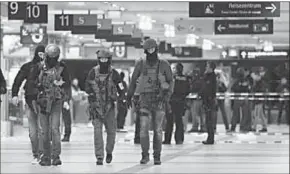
left=37, top=44, right=71, bottom=166
left=126, top=38, right=174, bottom=165
left=11, top=45, right=46, bottom=165
left=85, top=50, right=122, bottom=165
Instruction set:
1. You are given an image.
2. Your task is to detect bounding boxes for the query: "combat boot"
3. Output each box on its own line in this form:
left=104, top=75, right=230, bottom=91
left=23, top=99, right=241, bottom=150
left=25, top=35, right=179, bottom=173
left=52, top=156, right=62, bottom=166
left=61, top=135, right=70, bottom=142
left=140, top=152, right=149, bottom=164
left=96, top=158, right=103, bottom=165
left=39, top=156, right=51, bottom=166
left=153, top=154, right=161, bottom=165
left=106, top=154, right=113, bottom=164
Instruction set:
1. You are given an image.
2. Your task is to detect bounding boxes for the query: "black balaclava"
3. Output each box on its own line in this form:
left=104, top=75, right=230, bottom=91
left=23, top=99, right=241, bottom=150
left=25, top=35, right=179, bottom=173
left=96, top=50, right=112, bottom=74
left=120, top=72, right=125, bottom=80
left=45, top=44, right=60, bottom=68
left=176, top=63, right=183, bottom=76
left=33, top=45, right=45, bottom=63
left=99, top=58, right=111, bottom=74
left=45, top=57, right=59, bottom=68
left=145, top=48, right=158, bottom=64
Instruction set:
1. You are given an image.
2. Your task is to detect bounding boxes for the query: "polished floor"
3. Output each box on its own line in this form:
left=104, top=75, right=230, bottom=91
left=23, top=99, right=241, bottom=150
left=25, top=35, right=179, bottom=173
left=1, top=124, right=289, bottom=173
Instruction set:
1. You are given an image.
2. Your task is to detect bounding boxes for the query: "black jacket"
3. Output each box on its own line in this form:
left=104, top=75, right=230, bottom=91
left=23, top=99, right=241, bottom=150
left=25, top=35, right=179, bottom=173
left=199, top=72, right=217, bottom=100
left=0, top=68, right=7, bottom=95
left=171, top=74, right=191, bottom=101
left=12, top=45, right=45, bottom=98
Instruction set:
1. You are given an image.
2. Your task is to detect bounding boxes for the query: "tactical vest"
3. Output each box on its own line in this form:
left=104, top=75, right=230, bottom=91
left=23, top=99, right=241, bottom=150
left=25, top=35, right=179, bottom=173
left=38, top=63, right=64, bottom=100
left=92, top=66, right=118, bottom=104
left=138, top=60, right=160, bottom=93
left=88, top=66, right=118, bottom=118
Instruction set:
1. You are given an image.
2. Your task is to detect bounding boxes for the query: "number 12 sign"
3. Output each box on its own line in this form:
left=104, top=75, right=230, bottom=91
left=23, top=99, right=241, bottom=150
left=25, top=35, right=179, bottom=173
left=54, top=14, right=73, bottom=31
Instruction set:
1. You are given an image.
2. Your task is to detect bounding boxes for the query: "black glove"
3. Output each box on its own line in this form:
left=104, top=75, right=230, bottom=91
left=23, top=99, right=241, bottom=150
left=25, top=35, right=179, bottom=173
left=126, top=96, right=132, bottom=109
left=0, top=86, right=7, bottom=94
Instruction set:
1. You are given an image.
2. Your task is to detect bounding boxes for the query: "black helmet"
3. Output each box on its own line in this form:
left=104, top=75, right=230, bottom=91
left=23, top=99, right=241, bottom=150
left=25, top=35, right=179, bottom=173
left=45, top=44, right=60, bottom=59
left=143, top=39, right=158, bottom=50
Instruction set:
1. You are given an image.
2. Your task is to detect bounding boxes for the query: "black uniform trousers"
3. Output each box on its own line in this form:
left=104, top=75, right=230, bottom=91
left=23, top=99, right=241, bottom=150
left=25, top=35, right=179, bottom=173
left=62, top=107, right=71, bottom=137
left=117, top=100, right=128, bottom=129
left=164, top=101, right=185, bottom=143
left=203, top=98, right=216, bottom=143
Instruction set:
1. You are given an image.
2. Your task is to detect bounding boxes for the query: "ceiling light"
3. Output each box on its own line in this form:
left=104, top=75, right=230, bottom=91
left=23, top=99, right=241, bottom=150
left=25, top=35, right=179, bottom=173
left=217, top=45, right=223, bottom=49
left=68, top=2, right=85, bottom=6
left=112, top=4, right=118, bottom=8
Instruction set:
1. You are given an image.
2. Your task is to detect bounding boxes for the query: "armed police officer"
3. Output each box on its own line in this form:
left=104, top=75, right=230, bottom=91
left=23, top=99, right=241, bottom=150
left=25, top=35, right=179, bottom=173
left=37, top=44, right=71, bottom=166
left=127, top=38, right=173, bottom=165
left=199, top=61, right=217, bottom=145
left=11, top=45, right=45, bottom=164
left=85, top=50, right=122, bottom=165
left=163, top=63, right=190, bottom=145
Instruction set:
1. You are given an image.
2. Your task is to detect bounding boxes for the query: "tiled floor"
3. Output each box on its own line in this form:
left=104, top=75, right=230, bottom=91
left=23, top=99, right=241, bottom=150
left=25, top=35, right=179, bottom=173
left=1, top=124, right=289, bottom=173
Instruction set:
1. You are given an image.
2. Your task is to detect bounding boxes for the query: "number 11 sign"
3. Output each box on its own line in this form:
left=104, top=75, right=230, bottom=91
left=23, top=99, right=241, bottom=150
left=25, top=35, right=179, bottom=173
left=54, top=14, right=73, bottom=31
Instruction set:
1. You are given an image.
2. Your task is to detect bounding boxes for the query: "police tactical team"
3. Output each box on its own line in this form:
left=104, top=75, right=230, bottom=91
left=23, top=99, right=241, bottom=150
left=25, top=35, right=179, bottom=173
left=8, top=38, right=219, bottom=166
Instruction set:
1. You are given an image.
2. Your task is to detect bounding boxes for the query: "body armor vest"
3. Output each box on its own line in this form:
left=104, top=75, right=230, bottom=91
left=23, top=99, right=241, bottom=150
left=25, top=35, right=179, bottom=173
left=138, top=60, right=160, bottom=93
left=38, top=64, right=64, bottom=99
left=89, top=66, right=117, bottom=119
left=37, top=63, right=64, bottom=114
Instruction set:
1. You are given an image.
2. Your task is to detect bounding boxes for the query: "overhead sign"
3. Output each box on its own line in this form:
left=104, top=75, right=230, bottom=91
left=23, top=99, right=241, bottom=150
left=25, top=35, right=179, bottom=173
left=20, top=25, right=48, bottom=45
left=95, top=19, right=112, bottom=39
left=189, top=2, right=280, bottom=18
left=71, top=14, right=98, bottom=34
left=110, top=45, right=127, bottom=58
left=106, top=24, right=134, bottom=42
left=240, top=50, right=289, bottom=59
left=8, top=2, right=27, bottom=20
left=112, top=24, right=133, bottom=35
left=126, top=28, right=143, bottom=47
left=54, top=14, right=73, bottom=31
left=159, top=41, right=172, bottom=54
left=73, top=14, right=98, bottom=26
left=171, top=46, right=202, bottom=58
left=174, top=18, right=214, bottom=35
left=24, top=4, right=48, bottom=24
left=215, top=19, right=273, bottom=35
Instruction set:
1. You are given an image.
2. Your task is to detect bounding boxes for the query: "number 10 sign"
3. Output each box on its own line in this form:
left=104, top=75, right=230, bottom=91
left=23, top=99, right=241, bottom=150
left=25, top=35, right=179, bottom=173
left=8, top=2, right=48, bottom=23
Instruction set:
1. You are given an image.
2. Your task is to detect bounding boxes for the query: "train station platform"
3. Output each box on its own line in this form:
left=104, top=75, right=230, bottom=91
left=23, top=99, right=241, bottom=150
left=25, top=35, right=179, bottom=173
left=1, top=124, right=289, bottom=173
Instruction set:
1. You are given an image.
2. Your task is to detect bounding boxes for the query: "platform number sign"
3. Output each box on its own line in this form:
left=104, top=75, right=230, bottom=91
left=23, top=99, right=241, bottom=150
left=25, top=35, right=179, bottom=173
left=24, top=4, right=48, bottom=24
left=54, top=14, right=73, bottom=31
left=8, top=2, right=27, bottom=20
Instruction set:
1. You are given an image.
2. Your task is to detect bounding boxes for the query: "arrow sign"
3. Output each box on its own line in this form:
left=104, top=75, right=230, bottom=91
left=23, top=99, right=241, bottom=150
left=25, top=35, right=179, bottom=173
left=174, top=18, right=214, bottom=35
left=215, top=19, right=273, bottom=35
left=189, top=2, right=280, bottom=18
left=265, top=3, right=276, bottom=13
left=217, top=24, right=226, bottom=32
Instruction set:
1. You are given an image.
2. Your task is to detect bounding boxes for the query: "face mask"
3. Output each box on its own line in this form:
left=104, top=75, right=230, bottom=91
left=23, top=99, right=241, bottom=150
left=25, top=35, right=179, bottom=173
left=98, top=58, right=111, bottom=74
left=145, top=50, right=158, bottom=62
left=45, top=58, right=58, bottom=68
